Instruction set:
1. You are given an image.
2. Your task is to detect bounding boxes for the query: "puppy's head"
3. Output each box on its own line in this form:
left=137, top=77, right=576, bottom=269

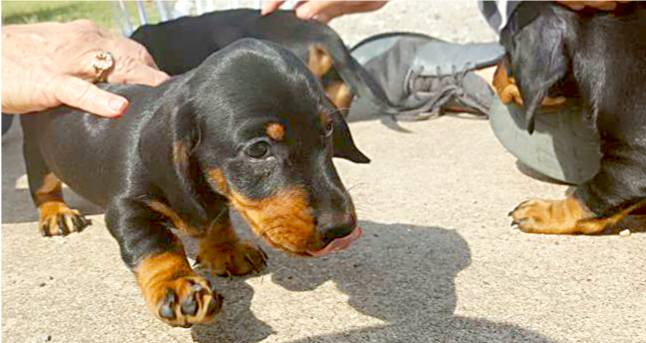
left=158, top=39, right=367, bottom=256
left=500, top=3, right=574, bottom=133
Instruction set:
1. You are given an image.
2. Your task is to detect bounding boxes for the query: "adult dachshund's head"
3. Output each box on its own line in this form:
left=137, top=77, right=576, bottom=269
left=142, top=39, right=366, bottom=256
left=499, top=2, right=575, bottom=134
left=501, top=2, right=646, bottom=134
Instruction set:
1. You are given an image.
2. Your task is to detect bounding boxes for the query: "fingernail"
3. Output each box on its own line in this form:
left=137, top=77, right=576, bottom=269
left=108, top=98, right=128, bottom=115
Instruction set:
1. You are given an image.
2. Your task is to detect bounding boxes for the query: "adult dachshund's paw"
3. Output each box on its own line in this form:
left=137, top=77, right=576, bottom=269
left=509, top=197, right=604, bottom=234
left=197, top=240, right=268, bottom=277
left=147, top=275, right=222, bottom=327
left=38, top=201, right=91, bottom=236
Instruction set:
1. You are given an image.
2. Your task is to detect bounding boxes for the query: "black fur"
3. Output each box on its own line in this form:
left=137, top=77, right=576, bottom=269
left=501, top=2, right=646, bottom=215
left=20, top=39, right=367, bottom=268
left=130, top=9, right=394, bottom=112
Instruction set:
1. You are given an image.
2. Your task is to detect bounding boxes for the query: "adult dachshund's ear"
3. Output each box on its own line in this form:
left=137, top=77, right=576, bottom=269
left=139, top=94, right=208, bottom=224
left=501, top=4, right=569, bottom=134
left=330, top=110, right=370, bottom=164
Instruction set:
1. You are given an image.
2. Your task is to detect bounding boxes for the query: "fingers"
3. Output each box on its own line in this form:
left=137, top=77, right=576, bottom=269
left=294, top=1, right=387, bottom=22
left=104, top=38, right=170, bottom=86
left=556, top=1, right=625, bottom=11
left=261, top=1, right=285, bottom=15
left=52, top=75, right=129, bottom=117
left=109, top=62, right=170, bottom=86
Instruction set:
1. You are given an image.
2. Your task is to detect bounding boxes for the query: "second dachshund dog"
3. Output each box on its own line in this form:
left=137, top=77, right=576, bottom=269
left=131, top=9, right=393, bottom=114
left=500, top=2, right=646, bottom=234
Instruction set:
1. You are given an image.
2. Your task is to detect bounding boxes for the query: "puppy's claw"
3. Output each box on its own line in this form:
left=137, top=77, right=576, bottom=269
left=159, top=290, right=177, bottom=320
left=180, top=291, right=198, bottom=316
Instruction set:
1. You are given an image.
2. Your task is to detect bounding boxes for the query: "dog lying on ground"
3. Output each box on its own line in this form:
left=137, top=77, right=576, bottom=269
left=496, top=2, right=646, bottom=234
left=20, top=39, right=366, bottom=326
left=131, top=9, right=393, bottom=114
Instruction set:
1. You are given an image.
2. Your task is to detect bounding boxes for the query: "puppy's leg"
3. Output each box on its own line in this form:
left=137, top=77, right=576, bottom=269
left=511, top=141, right=646, bottom=234
left=196, top=210, right=267, bottom=277
left=106, top=198, right=222, bottom=327
left=23, top=139, right=90, bottom=236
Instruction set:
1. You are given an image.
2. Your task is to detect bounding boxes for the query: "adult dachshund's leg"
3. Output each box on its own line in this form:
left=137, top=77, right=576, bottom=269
left=106, top=198, right=222, bottom=327
left=510, top=140, right=646, bottom=234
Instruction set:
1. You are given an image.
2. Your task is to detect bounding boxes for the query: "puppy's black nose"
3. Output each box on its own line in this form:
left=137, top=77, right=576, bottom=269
left=318, top=213, right=356, bottom=245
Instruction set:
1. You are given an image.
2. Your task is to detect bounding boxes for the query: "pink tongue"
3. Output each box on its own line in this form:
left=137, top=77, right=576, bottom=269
left=307, top=227, right=363, bottom=257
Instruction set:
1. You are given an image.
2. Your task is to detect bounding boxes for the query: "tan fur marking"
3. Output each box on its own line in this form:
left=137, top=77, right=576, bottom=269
left=136, top=251, right=220, bottom=327
left=146, top=200, right=203, bottom=237
left=35, top=173, right=63, bottom=205
left=197, top=221, right=267, bottom=276
left=207, top=169, right=229, bottom=194
left=39, top=201, right=74, bottom=221
left=325, top=81, right=354, bottom=111
left=35, top=173, right=89, bottom=236
left=266, top=123, right=285, bottom=141
left=206, top=168, right=317, bottom=254
left=307, top=44, right=333, bottom=77
left=493, top=63, right=566, bottom=107
left=511, top=197, right=646, bottom=234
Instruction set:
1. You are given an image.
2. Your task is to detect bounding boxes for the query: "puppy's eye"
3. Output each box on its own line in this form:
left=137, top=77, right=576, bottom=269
left=245, top=140, right=272, bottom=159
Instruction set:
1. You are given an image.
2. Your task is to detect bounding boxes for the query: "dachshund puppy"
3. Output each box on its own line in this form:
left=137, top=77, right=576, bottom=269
left=131, top=9, right=393, bottom=114
left=20, top=39, right=366, bottom=326
left=500, top=2, right=646, bottom=234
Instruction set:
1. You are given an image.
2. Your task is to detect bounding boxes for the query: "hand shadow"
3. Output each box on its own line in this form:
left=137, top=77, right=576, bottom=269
left=190, top=219, right=554, bottom=343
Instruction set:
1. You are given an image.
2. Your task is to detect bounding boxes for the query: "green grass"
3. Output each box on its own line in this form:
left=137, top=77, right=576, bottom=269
left=2, top=1, right=161, bottom=33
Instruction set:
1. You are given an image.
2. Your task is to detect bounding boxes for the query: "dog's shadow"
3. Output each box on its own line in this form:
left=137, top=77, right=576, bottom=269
left=189, top=219, right=554, bottom=343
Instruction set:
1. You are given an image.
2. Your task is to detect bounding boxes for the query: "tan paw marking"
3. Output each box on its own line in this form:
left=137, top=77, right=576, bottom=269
left=38, top=201, right=91, bottom=236
left=510, top=197, right=644, bottom=235
left=137, top=252, right=222, bottom=327
left=197, top=240, right=268, bottom=277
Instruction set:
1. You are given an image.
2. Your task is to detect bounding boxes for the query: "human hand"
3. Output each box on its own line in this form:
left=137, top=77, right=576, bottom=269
left=2, top=20, right=169, bottom=117
left=261, top=1, right=387, bottom=23
left=556, top=1, right=632, bottom=11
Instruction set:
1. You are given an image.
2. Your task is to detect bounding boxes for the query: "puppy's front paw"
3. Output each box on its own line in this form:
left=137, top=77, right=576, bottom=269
left=146, top=275, right=222, bottom=327
left=197, top=240, right=268, bottom=276
left=38, top=201, right=91, bottom=236
left=509, top=197, right=596, bottom=234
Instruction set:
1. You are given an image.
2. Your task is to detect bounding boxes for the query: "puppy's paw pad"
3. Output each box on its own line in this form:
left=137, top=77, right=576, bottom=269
left=38, top=202, right=91, bottom=236
left=153, top=276, right=222, bottom=327
left=197, top=241, right=267, bottom=277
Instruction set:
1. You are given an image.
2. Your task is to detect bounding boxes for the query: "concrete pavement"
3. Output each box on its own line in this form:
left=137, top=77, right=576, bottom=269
left=3, top=2, right=645, bottom=342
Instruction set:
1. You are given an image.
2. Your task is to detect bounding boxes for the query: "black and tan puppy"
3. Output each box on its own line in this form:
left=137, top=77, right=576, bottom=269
left=20, top=39, right=366, bottom=326
left=130, top=9, right=392, bottom=114
left=501, top=2, right=646, bottom=234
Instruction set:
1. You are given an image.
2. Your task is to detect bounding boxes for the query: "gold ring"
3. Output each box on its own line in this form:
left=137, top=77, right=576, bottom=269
left=91, top=51, right=114, bottom=83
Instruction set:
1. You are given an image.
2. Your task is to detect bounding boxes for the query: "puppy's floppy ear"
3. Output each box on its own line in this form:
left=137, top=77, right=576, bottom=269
left=500, top=5, right=569, bottom=134
left=330, top=110, right=370, bottom=164
left=139, top=91, right=208, bottom=224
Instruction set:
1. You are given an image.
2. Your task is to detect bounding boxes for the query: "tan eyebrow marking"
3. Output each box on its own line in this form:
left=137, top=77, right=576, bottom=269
left=266, top=123, right=285, bottom=141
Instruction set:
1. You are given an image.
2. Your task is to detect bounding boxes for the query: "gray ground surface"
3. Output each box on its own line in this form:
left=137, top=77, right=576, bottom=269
left=3, top=2, right=646, bottom=343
